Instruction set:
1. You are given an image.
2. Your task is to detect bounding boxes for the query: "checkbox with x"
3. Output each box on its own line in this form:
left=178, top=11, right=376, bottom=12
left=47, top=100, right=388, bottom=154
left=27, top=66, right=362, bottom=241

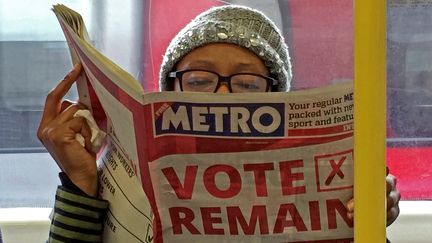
left=314, top=150, right=354, bottom=192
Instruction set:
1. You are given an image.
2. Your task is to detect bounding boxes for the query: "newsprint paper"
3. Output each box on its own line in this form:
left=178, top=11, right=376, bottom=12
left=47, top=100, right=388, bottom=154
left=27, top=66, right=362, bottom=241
left=53, top=4, right=354, bottom=243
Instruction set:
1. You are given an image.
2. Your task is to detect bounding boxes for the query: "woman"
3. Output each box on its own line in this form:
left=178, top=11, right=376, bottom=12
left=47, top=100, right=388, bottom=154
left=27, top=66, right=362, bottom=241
left=38, top=5, right=399, bottom=242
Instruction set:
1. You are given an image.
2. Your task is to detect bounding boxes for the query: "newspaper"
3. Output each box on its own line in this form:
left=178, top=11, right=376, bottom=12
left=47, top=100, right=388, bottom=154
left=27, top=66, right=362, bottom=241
left=53, top=4, right=354, bottom=243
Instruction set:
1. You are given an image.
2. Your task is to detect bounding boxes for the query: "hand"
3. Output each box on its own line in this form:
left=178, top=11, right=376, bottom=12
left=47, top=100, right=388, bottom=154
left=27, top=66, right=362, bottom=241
left=37, top=63, right=98, bottom=196
left=345, top=169, right=400, bottom=226
left=386, top=169, right=400, bottom=226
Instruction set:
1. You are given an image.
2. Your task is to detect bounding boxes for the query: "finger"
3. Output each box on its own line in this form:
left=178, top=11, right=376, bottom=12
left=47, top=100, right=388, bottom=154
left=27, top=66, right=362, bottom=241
left=68, top=117, right=91, bottom=138
left=346, top=199, right=355, bottom=221
left=346, top=198, right=354, bottom=213
left=347, top=212, right=354, bottom=220
left=40, top=63, right=83, bottom=125
left=60, top=100, right=74, bottom=112
left=61, top=100, right=87, bottom=113
left=387, top=206, right=400, bottom=226
left=387, top=190, right=401, bottom=210
left=57, top=105, right=89, bottom=124
left=67, top=117, right=92, bottom=148
left=81, top=121, right=93, bottom=151
left=53, top=63, right=83, bottom=100
left=386, top=174, right=396, bottom=195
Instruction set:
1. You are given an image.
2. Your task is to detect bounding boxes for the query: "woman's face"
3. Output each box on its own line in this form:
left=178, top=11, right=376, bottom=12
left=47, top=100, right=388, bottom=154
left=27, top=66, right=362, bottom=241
left=174, top=43, right=270, bottom=93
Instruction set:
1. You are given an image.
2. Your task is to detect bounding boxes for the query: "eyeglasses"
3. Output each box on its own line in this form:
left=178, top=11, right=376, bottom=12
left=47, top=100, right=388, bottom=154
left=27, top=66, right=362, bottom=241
left=168, top=69, right=279, bottom=93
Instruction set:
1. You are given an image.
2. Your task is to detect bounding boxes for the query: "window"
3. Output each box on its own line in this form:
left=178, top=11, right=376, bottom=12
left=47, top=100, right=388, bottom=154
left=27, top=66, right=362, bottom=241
left=387, top=1, right=432, bottom=200
left=0, top=0, right=142, bottom=207
left=0, top=0, right=85, bottom=208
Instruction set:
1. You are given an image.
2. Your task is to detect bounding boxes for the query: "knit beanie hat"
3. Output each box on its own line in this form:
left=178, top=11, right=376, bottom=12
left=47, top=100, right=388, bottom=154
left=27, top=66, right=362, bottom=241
left=159, top=5, right=292, bottom=91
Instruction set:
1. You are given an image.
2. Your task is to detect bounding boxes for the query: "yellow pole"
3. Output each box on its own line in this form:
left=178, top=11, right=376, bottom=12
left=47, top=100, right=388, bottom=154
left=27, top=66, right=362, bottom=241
left=354, top=0, right=387, bottom=242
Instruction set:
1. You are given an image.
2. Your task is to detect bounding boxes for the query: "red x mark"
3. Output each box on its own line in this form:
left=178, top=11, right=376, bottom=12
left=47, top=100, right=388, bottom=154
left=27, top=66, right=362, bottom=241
left=325, top=156, right=346, bottom=185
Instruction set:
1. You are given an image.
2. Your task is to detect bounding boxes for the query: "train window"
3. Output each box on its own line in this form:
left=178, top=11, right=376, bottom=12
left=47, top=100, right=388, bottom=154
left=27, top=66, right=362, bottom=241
left=387, top=1, right=432, bottom=200
left=0, top=0, right=82, bottom=208
left=0, top=0, right=142, bottom=208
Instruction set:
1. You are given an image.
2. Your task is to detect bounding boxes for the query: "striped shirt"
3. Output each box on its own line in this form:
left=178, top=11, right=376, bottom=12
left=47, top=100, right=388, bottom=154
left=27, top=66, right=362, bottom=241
left=48, top=186, right=108, bottom=243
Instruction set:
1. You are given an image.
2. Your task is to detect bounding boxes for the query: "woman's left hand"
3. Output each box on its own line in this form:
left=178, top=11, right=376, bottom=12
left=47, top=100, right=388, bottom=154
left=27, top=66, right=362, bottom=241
left=386, top=170, right=401, bottom=226
left=346, top=169, right=400, bottom=226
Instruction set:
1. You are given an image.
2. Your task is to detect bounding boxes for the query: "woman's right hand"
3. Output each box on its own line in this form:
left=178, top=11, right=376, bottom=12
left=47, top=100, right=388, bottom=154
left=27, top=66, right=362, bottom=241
left=37, top=63, right=98, bottom=196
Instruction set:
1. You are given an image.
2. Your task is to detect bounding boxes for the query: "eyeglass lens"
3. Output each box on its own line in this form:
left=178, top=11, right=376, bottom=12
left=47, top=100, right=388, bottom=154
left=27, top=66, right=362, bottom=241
left=181, top=71, right=267, bottom=93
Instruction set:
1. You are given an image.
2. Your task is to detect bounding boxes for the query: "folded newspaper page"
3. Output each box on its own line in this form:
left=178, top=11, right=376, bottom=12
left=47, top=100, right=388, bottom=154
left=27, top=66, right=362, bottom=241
left=53, top=4, right=354, bottom=243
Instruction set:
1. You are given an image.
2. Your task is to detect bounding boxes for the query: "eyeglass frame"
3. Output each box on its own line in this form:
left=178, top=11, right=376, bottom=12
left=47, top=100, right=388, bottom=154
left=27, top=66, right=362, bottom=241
left=168, top=69, right=280, bottom=93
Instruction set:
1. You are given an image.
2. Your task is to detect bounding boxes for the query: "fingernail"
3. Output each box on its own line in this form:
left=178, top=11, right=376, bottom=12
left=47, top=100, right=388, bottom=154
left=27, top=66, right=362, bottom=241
left=73, top=63, right=81, bottom=70
left=347, top=200, right=354, bottom=211
left=71, top=63, right=82, bottom=74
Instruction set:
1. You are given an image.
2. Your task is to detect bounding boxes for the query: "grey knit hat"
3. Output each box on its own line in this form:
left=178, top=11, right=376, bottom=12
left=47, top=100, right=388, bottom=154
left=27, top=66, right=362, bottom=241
left=159, top=5, right=292, bottom=91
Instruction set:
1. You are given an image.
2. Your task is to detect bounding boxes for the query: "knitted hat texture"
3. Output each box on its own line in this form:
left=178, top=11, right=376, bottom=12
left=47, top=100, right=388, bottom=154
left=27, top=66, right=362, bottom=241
left=159, top=5, right=292, bottom=91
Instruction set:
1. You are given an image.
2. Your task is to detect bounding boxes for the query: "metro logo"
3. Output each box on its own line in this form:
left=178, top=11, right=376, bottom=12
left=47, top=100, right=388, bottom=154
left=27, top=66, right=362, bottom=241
left=154, top=102, right=285, bottom=137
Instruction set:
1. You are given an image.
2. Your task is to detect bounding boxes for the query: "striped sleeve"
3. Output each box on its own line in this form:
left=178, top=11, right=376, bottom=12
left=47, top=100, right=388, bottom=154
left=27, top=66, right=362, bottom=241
left=48, top=186, right=109, bottom=243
